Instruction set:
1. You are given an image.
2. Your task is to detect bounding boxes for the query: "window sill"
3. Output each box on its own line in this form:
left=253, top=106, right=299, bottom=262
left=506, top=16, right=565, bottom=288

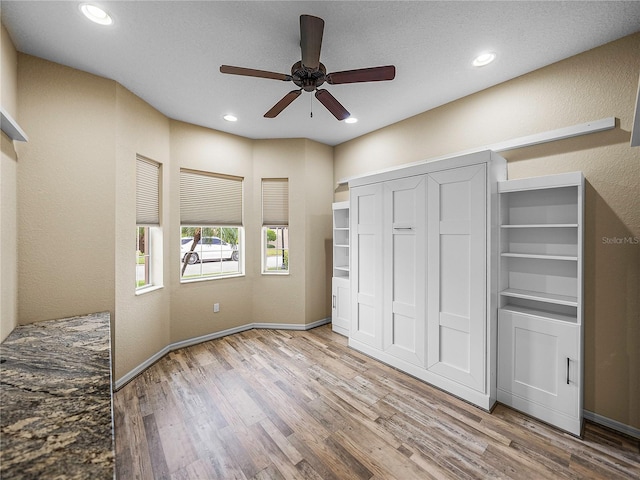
left=135, top=285, right=164, bottom=296
left=261, top=271, right=290, bottom=276
left=180, top=273, right=245, bottom=284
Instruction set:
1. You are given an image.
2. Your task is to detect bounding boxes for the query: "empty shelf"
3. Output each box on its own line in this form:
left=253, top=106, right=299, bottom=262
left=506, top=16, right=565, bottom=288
left=500, top=288, right=578, bottom=307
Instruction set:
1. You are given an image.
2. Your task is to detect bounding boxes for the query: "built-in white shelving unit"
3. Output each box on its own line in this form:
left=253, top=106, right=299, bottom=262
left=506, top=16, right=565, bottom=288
left=497, top=171, right=584, bottom=436
left=332, top=202, right=350, bottom=278
left=331, top=202, right=350, bottom=336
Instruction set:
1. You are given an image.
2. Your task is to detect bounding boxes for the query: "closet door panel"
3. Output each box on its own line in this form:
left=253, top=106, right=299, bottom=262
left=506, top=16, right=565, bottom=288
left=350, top=184, right=384, bottom=348
left=427, top=164, right=486, bottom=391
left=498, top=310, right=579, bottom=418
left=383, top=176, right=426, bottom=366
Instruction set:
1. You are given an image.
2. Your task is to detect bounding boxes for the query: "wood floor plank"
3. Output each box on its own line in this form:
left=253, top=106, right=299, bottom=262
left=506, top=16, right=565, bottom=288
left=114, top=384, right=156, bottom=479
left=142, top=413, right=171, bottom=479
left=115, top=324, right=640, bottom=479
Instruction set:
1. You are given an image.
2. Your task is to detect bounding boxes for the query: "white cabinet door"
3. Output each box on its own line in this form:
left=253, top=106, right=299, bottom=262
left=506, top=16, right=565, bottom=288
left=427, top=164, right=486, bottom=392
left=350, top=183, right=384, bottom=349
left=497, top=309, right=581, bottom=435
left=331, top=277, right=350, bottom=336
left=382, top=176, right=426, bottom=366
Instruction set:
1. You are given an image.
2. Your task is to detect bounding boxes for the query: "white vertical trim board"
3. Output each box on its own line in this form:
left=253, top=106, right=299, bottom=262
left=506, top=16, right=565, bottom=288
left=114, top=317, right=331, bottom=390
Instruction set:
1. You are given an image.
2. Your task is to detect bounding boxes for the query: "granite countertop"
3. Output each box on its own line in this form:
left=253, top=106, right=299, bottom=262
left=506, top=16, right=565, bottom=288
left=0, top=312, right=114, bottom=479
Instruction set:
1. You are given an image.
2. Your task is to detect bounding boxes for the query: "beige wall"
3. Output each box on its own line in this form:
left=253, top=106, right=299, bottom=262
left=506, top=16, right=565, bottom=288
left=303, top=139, right=334, bottom=324
left=15, top=55, right=116, bottom=324
left=168, top=132, right=333, bottom=345
left=114, top=84, right=172, bottom=381
left=11, top=52, right=332, bottom=380
left=169, top=121, right=256, bottom=343
left=1, top=23, right=19, bottom=342
left=334, top=33, right=640, bottom=429
left=12, top=55, right=333, bottom=380
left=251, top=139, right=306, bottom=326
left=1, top=23, right=18, bottom=116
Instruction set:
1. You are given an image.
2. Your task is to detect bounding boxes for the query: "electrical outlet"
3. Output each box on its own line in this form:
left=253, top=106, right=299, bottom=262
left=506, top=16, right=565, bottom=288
left=213, top=303, right=220, bottom=313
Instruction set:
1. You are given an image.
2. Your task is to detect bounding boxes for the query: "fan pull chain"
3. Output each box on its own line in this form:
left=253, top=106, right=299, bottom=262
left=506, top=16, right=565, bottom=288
left=310, top=93, right=313, bottom=118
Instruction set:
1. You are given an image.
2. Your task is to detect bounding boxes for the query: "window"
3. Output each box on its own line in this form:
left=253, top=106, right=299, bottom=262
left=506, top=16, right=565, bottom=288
left=136, top=156, right=161, bottom=290
left=136, top=226, right=151, bottom=287
left=262, top=178, right=289, bottom=274
left=180, top=169, right=244, bottom=281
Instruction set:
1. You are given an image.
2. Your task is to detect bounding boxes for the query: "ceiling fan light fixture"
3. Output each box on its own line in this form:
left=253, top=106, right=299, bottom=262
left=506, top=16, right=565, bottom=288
left=79, top=4, right=113, bottom=26
left=472, top=52, right=496, bottom=67
left=223, top=114, right=238, bottom=122
left=345, top=117, right=358, bottom=124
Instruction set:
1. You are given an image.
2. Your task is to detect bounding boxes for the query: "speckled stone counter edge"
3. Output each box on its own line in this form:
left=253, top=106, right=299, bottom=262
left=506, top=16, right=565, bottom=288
left=0, top=312, right=114, bottom=479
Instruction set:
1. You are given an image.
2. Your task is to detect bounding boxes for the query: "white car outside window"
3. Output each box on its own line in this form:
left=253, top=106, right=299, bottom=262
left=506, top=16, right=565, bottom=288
left=181, top=236, right=238, bottom=263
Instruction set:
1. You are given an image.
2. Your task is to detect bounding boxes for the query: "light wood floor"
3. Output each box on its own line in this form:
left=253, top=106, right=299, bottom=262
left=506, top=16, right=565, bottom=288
left=114, top=324, right=640, bottom=479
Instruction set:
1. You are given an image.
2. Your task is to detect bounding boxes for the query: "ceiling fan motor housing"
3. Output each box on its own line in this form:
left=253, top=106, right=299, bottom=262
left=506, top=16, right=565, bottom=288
left=292, top=61, right=326, bottom=91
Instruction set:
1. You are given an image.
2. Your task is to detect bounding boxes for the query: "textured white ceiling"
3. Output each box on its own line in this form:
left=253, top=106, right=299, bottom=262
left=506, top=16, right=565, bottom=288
left=2, top=1, right=639, bottom=146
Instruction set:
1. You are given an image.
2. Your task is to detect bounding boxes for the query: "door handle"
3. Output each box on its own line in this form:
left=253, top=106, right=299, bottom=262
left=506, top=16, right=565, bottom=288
left=332, top=295, right=336, bottom=309
left=566, top=357, right=570, bottom=385
left=393, top=227, right=413, bottom=231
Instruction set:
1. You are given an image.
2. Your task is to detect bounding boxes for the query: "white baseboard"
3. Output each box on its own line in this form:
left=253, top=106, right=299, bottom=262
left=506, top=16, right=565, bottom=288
left=114, top=317, right=331, bottom=390
left=584, top=410, right=640, bottom=440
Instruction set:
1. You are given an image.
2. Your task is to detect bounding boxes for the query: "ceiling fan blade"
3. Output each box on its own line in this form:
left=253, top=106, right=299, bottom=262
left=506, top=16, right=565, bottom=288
left=315, top=89, right=350, bottom=121
left=300, top=15, right=324, bottom=70
left=326, top=65, right=396, bottom=84
left=220, top=65, right=291, bottom=81
left=264, top=89, right=302, bottom=118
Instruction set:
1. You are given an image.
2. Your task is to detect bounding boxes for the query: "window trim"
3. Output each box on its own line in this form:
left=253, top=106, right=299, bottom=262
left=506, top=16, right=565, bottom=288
left=136, top=156, right=162, bottom=292
left=262, top=178, right=289, bottom=275
left=180, top=225, right=245, bottom=283
left=262, top=225, right=289, bottom=275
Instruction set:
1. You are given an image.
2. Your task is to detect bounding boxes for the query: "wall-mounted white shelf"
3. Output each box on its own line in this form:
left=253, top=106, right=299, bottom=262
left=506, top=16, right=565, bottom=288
left=338, top=117, right=615, bottom=186
left=0, top=107, right=28, bottom=142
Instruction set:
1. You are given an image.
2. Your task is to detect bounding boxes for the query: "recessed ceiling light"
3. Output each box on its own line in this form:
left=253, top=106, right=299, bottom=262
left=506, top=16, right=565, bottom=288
left=80, top=4, right=113, bottom=26
left=472, top=52, right=496, bottom=67
left=345, top=117, right=358, bottom=124
left=223, top=114, right=238, bottom=122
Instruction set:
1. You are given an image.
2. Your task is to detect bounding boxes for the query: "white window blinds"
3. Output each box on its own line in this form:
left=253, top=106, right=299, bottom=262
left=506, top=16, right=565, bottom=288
left=180, top=169, right=243, bottom=226
left=262, top=178, right=289, bottom=226
left=136, top=156, right=160, bottom=226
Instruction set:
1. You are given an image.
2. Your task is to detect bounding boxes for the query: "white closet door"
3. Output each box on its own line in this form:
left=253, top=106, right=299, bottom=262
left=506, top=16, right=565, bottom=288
left=383, top=176, right=426, bottom=366
left=427, top=164, right=486, bottom=392
left=350, top=183, right=384, bottom=349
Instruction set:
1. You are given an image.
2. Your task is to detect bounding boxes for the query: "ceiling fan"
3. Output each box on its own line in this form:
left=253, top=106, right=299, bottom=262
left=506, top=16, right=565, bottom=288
left=220, top=14, right=396, bottom=121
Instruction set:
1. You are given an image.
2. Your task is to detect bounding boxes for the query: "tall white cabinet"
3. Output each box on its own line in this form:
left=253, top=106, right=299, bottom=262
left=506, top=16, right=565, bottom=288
left=331, top=202, right=350, bottom=336
left=497, top=172, right=584, bottom=436
left=349, top=150, right=507, bottom=410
